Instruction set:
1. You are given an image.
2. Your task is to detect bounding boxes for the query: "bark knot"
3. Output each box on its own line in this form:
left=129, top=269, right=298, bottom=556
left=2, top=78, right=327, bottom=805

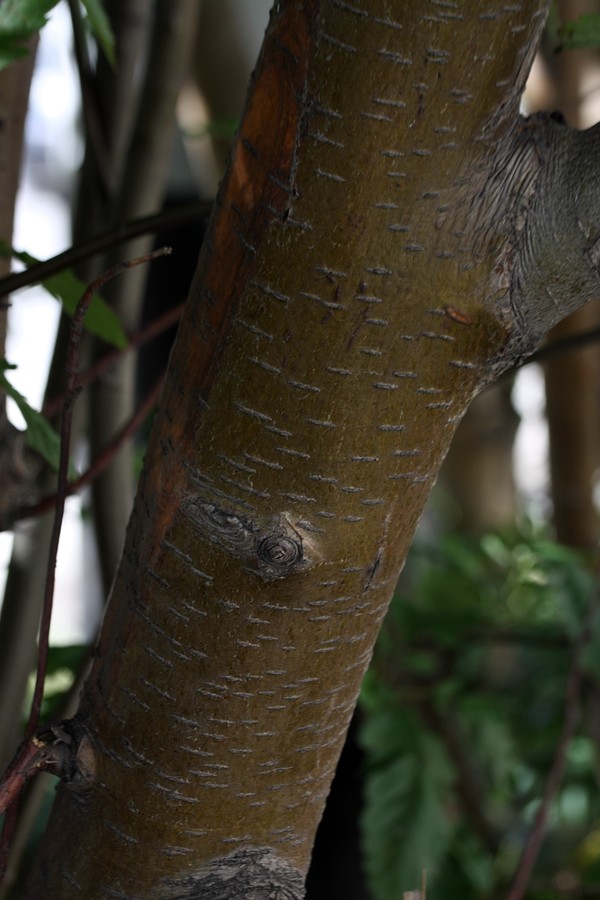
left=183, top=499, right=317, bottom=581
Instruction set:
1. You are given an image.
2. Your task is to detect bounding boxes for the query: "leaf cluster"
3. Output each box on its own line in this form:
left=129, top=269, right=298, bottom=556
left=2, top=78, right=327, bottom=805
left=0, top=241, right=127, bottom=473
left=360, top=528, right=600, bottom=899
left=0, top=0, right=114, bottom=71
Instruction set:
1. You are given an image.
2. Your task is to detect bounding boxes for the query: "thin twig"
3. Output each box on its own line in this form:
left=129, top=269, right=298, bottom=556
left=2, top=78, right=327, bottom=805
left=506, top=555, right=600, bottom=900
left=524, top=325, right=600, bottom=366
left=0, top=202, right=209, bottom=300
left=415, top=699, right=501, bottom=856
left=0, top=723, right=83, bottom=881
left=22, top=374, right=164, bottom=522
left=0, top=735, right=65, bottom=817
left=0, top=251, right=169, bottom=881
left=0, top=252, right=169, bottom=879
left=43, top=301, right=183, bottom=419
left=24, top=247, right=171, bottom=745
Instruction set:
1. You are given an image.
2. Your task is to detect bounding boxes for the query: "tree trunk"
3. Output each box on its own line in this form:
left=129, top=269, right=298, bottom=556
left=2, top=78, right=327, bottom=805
left=440, top=380, right=519, bottom=531
left=23, top=1, right=600, bottom=896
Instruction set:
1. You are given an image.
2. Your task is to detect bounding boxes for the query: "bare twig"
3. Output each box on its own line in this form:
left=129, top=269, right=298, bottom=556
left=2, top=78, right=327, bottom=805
left=0, top=202, right=209, bottom=301
left=42, top=301, right=182, bottom=420
left=519, top=325, right=600, bottom=368
left=0, top=720, right=92, bottom=881
left=416, top=699, right=501, bottom=856
left=22, top=374, right=164, bottom=522
left=0, top=734, right=66, bottom=817
left=24, top=247, right=171, bottom=745
left=506, top=556, right=600, bottom=900
left=0, top=248, right=170, bottom=883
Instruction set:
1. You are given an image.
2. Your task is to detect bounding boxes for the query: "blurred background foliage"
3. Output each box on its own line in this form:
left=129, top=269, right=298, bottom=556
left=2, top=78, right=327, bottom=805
left=360, top=529, right=598, bottom=898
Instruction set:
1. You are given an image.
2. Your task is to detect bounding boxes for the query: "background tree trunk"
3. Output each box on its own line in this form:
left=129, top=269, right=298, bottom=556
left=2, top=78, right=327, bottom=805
left=22, top=1, right=600, bottom=896
left=0, top=44, right=40, bottom=522
left=542, top=0, right=600, bottom=548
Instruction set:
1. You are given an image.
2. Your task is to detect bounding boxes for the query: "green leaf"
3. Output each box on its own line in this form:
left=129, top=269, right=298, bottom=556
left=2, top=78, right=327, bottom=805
left=435, top=828, right=495, bottom=899
left=80, top=0, right=115, bottom=67
left=183, top=117, right=239, bottom=141
left=558, top=14, right=600, bottom=50
left=0, top=359, right=63, bottom=470
left=361, top=715, right=456, bottom=900
left=0, top=242, right=127, bottom=349
left=0, top=0, right=60, bottom=70
left=38, top=266, right=127, bottom=349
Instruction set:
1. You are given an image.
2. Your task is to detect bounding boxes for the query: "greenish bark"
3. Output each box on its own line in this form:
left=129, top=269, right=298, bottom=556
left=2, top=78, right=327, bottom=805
left=22, top=1, right=600, bottom=897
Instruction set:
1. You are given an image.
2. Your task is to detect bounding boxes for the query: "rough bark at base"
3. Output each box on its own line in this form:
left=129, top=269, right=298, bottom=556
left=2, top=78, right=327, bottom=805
left=159, top=848, right=304, bottom=899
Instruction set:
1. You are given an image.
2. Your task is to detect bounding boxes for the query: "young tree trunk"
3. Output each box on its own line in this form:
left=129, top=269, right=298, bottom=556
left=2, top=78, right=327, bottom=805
left=23, top=1, right=600, bottom=896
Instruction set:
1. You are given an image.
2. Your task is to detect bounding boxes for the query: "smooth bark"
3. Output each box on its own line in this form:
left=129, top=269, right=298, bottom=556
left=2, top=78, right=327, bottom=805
left=23, top=1, right=600, bottom=896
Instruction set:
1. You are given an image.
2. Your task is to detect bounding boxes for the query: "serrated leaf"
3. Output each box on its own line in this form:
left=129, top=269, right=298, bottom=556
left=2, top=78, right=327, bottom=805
left=361, top=724, right=456, bottom=900
left=81, top=0, right=115, bottom=67
left=0, top=242, right=127, bottom=349
left=0, top=359, right=62, bottom=471
left=0, top=0, right=60, bottom=70
left=559, top=14, right=600, bottom=49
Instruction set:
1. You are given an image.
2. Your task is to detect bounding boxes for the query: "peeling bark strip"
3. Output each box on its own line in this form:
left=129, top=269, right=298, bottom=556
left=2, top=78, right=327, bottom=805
left=27, top=0, right=600, bottom=896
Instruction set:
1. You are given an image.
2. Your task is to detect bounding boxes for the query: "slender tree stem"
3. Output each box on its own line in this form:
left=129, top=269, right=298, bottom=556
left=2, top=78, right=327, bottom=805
left=23, top=374, right=164, bottom=522
left=43, top=301, right=183, bottom=419
left=0, top=737, right=62, bottom=818
left=24, top=248, right=170, bottom=744
left=0, top=250, right=170, bottom=884
left=525, top=324, right=600, bottom=365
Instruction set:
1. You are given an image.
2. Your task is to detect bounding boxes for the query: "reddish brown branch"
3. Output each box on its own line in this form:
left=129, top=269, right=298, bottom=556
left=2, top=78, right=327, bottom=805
left=0, top=719, right=98, bottom=879
left=24, top=374, right=164, bottom=521
left=0, top=732, right=69, bottom=878
left=43, top=301, right=182, bottom=420
left=23, top=247, right=170, bottom=745
left=0, top=202, right=208, bottom=300
left=0, top=248, right=170, bottom=884
left=0, top=736, right=65, bottom=816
